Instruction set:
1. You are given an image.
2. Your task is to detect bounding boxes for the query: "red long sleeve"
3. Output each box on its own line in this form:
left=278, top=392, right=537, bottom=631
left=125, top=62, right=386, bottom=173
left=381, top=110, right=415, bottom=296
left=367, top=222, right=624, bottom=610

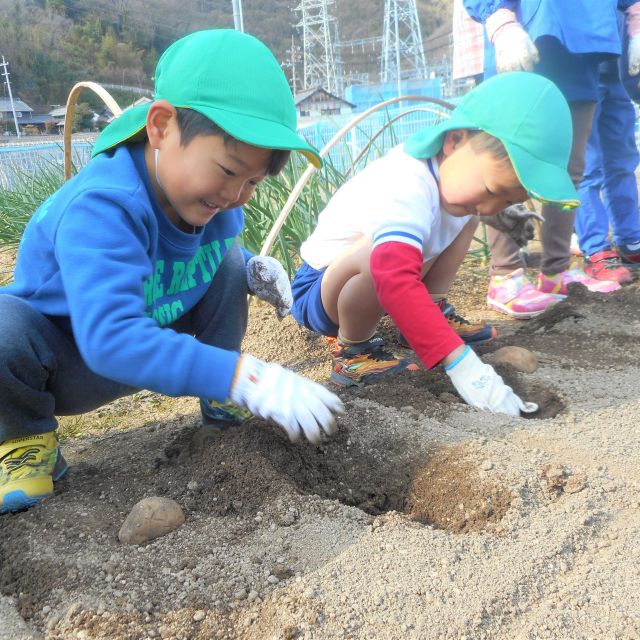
left=370, top=241, right=463, bottom=369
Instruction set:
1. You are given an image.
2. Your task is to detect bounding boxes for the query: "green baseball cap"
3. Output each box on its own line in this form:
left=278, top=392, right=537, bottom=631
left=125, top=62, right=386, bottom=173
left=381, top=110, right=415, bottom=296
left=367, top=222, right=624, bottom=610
left=404, top=72, right=579, bottom=208
left=92, top=29, right=321, bottom=168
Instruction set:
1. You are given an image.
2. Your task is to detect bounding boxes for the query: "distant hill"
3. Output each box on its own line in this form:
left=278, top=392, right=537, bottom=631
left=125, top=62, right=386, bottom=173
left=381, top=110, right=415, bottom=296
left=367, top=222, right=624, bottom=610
left=0, top=0, right=452, bottom=111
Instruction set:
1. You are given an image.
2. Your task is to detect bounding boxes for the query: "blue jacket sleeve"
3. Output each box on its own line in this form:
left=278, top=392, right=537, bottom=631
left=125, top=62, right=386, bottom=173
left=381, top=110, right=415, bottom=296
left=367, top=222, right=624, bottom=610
left=55, top=189, right=239, bottom=401
left=463, top=0, right=517, bottom=23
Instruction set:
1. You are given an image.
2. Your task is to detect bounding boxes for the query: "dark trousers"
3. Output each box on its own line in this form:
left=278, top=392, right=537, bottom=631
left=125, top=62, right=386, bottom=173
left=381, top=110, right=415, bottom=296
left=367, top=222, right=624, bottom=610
left=485, top=37, right=599, bottom=276
left=0, top=243, right=248, bottom=441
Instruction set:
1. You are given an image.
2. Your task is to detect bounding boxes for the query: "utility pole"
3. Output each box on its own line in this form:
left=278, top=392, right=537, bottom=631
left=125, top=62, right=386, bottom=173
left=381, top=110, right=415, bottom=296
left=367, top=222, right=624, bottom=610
left=0, top=56, right=20, bottom=138
left=231, top=0, right=244, bottom=32
left=381, top=0, right=427, bottom=93
left=283, top=35, right=301, bottom=96
left=291, top=35, right=298, bottom=96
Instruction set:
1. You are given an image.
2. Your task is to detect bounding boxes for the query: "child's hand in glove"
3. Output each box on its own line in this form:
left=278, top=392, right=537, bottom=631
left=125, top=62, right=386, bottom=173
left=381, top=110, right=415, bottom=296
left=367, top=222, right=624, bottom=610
left=444, top=346, right=538, bottom=416
left=246, top=256, right=293, bottom=319
left=478, top=204, right=543, bottom=248
left=230, top=354, right=344, bottom=443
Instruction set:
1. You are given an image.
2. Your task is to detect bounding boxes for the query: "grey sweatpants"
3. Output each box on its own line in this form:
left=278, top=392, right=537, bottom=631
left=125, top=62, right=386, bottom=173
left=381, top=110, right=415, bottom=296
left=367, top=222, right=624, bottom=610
left=489, top=101, right=597, bottom=276
left=0, top=242, right=248, bottom=441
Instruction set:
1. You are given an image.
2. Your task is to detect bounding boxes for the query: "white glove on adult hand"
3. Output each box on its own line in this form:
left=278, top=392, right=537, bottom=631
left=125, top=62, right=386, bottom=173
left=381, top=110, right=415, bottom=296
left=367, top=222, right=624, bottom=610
left=246, top=256, right=293, bottom=319
left=628, top=33, right=640, bottom=77
left=486, top=9, right=539, bottom=73
left=493, top=23, right=539, bottom=72
left=445, top=346, right=538, bottom=416
left=230, top=354, right=344, bottom=443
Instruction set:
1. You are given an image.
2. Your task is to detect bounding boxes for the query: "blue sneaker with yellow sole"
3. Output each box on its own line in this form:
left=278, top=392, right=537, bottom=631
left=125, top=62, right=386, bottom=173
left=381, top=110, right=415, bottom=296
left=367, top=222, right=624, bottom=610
left=0, top=432, right=68, bottom=514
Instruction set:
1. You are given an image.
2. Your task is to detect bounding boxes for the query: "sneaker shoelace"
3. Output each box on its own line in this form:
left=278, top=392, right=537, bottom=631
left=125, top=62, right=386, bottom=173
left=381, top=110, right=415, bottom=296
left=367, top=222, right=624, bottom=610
left=446, top=309, right=472, bottom=327
left=337, top=337, right=397, bottom=362
left=363, top=344, right=397, bottom=362
left=591, top=251, right=622, bottom=271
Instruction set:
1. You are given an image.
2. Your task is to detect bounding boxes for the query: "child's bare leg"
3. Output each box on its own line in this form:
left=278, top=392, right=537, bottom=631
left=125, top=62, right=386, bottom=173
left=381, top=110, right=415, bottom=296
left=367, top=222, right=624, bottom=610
left=321, top=236, right=383, bottom=341
left=422, top=217, right=478, bottom=294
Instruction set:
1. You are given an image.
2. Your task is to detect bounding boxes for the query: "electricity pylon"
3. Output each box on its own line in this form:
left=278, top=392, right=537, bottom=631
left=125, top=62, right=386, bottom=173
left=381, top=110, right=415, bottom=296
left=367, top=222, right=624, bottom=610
left=294, top=0, right=342, bottom=95
left=381, top=0, right=427, bottom=87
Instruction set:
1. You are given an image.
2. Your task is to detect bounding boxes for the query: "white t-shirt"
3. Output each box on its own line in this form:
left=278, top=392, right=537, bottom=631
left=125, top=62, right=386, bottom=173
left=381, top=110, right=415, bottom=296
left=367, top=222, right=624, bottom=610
left=300, top=145, right=472, bottom=270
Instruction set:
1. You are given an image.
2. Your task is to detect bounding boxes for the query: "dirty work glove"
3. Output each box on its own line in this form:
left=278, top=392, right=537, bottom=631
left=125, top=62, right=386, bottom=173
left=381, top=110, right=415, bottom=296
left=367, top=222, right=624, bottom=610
left=229, top=354, right=344, bottom=444
left=628, top=4, right=640, bottom=76
left=444, top=346, right=538, bottom=416
left=478, top=204, right=544, bottom=248
left=629, top=34, right=640, bottom=76
left=486, top=8, right=539, bottom=73
left=246, top=256, right=293, bottom=319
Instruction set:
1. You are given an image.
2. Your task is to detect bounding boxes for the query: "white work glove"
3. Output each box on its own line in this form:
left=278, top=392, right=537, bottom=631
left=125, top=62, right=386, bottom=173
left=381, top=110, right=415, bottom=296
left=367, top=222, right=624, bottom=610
left=628, top=33, right=640, bottom=76
left=478, top=204, right=544, bottom=248
left=230, top=354, right=344, bottom=444
left=246, top=255, right=293, bottom=319
left=628, top=4, right=640, bottom=77
left=445, top=346, right=538, bottom=416
left=486, top=9, right=539, bottom=73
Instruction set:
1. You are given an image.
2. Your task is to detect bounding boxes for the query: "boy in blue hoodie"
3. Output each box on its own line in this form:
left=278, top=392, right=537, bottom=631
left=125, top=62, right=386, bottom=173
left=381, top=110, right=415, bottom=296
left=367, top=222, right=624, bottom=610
left=0, top=30, right=343, bottom=514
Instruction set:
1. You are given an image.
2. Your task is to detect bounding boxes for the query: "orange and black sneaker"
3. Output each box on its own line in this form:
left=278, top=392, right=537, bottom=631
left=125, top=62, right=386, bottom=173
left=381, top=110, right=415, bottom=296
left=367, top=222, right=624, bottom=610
left=329, top=335, right=419, bottom=387
left=399, top=298, right=496, bottom=348
left=438, top=299, right=497, bottom=346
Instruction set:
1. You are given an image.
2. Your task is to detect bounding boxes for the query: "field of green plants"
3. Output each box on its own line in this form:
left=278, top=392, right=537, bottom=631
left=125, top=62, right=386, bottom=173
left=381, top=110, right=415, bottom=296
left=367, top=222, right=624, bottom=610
left=0, top=148, right=352, bottom=281
left=0, top=123, right=489, bottom=287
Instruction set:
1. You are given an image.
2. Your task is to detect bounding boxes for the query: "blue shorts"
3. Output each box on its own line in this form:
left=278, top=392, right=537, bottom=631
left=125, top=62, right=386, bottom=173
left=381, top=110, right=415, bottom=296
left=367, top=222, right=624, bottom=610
left=291, top=262, right=339, bottom=337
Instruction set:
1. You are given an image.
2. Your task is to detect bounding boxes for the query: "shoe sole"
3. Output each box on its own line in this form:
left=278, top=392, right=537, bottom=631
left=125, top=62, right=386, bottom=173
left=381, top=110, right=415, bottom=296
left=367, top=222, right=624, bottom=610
left=585, top=270, right=633, bottom=285
left=0, top=451, right=68, bottom=514
left=330, top=364, right=418, bottom=388
left=457, top=326, right=498, bottom=346
left=0, top=477, right=54, bottom=513
left=487, top=299, right=557, bottom=320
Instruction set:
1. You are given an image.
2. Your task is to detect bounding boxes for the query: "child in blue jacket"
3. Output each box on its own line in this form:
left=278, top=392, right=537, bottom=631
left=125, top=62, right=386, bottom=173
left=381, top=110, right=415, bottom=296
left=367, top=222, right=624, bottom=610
left=0, top=30, right=343, bottom=514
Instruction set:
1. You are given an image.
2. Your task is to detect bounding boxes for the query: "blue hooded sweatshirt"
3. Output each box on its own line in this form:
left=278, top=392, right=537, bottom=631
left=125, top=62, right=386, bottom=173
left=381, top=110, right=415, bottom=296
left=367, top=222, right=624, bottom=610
left=0, top=143, right=243, bottom=401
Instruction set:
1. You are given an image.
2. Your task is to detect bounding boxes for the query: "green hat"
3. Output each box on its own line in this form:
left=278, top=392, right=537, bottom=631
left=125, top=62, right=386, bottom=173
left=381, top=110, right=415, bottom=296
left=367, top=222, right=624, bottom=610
left=404, top=72, right=579, bottom=208
left=92, top=29, right=321, bottom=167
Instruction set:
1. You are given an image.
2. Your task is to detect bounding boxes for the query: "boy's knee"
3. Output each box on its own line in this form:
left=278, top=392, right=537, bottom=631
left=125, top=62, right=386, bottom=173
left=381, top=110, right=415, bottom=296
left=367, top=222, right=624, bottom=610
left=0, top=297, right=33, bottom=348
left=0, top=297, right=53, bottom=372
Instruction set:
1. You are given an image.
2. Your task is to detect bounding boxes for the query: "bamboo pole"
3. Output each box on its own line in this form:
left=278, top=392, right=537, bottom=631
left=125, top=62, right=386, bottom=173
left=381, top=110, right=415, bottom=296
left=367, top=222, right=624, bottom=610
left=259, top=95, right=454, bottom=257
left=64, top=82, right=122, bottom=181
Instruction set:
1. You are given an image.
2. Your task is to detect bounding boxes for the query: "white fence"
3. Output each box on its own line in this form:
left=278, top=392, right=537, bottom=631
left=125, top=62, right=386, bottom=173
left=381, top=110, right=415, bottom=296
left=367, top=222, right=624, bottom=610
left=0, top=106, right=453, bottom=189
left=0, top=138, right=94, bottom=189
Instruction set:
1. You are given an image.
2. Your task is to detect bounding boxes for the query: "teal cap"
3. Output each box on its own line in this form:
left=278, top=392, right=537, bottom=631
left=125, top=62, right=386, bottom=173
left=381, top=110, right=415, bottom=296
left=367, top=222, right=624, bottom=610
left=404, top=72, right=579, bottom=208
left=92, top=29, right=321, bottom=167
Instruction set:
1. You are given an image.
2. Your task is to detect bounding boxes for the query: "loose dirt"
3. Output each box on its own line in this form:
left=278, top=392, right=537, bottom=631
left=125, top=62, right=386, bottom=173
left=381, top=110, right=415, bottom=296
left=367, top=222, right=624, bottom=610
left=2, top=259, right=640, bottom=639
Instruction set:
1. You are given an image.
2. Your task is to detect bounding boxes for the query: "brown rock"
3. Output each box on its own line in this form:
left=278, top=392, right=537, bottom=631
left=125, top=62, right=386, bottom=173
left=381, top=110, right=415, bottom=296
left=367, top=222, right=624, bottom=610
left=490, top=346, right=538, bottom=373
left=118, top=497, right=185, bottom=545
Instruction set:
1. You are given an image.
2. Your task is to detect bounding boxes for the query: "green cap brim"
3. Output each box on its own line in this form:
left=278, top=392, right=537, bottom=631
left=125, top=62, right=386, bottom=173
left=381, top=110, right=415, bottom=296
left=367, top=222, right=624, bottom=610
left=92, top=102, right=322, bottom=169
left=92, top=102, right=151, bottom=158
left=504, top=141, right=579, bottom=210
